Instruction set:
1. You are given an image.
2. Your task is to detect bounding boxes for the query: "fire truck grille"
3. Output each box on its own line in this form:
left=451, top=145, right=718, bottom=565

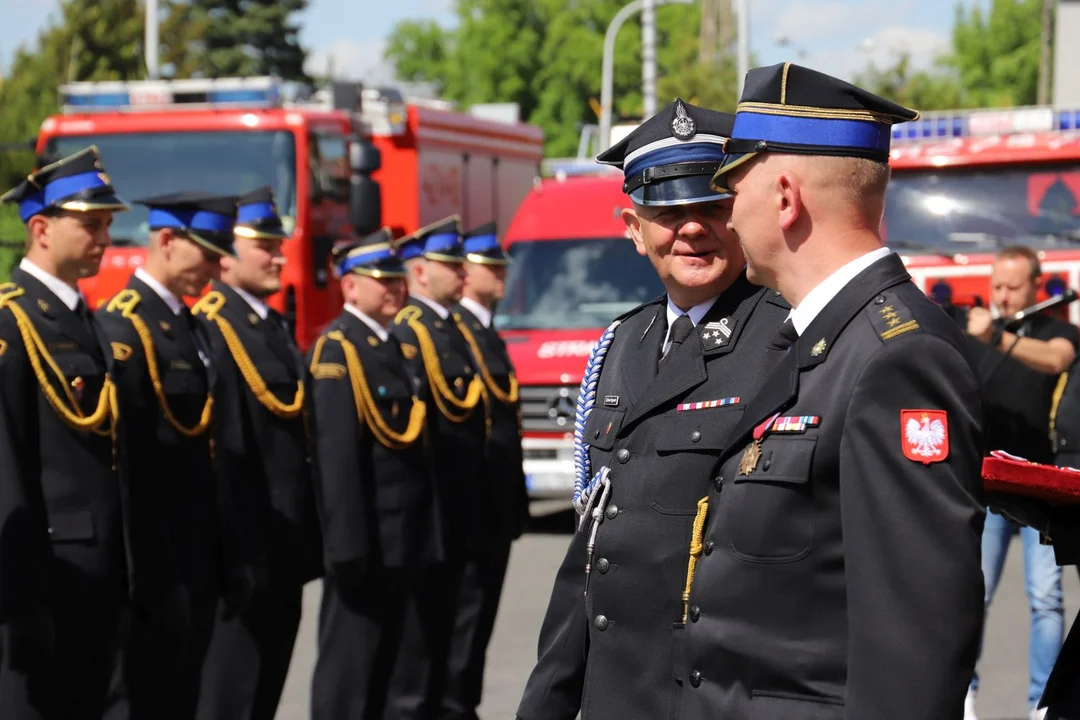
left=519, top=385, right=579, bottom=432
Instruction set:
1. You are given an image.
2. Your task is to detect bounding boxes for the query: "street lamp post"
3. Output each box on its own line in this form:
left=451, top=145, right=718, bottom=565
left=146, top=0, right=159, bottom=79
left=599, top=0, right=694, bottom=154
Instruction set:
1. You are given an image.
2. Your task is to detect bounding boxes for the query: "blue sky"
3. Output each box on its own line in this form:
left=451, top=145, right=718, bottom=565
left=1, top=0, right=978, bottom=84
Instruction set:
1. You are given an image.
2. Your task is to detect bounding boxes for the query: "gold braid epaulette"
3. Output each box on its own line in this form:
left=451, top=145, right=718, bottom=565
left=191, top=291, right=304, bottom=419
left=0, top=283, right=119, bottom=466
left=394, top=305, right=484, bottom=423
left=310, top=330, right=425, bottom=449
left=106, top=289, right=213, bottom=437
left=453, top=313, right=519, bottom=404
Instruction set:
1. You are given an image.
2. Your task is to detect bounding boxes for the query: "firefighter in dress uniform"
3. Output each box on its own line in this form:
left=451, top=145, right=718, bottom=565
left=193, top=187, right=324, bottom=720
left=308, top=228, right=440, bottom=719
left=675, top=63, right=986, bottom=720
left=97, top=192, right=255, bottom=720
left=0, top=147, right=133, bottom=719
left=516, top=100, right=790, bottom=720
left=449, top=222, right=530, bottom=715
left=388, top=216, right=489, bottom=719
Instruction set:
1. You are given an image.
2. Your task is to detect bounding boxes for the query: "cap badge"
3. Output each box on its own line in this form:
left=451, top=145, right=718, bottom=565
left=671, top=99, right=696, bottom=140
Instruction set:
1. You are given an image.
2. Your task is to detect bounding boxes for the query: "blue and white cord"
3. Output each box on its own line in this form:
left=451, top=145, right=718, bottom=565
left=572, top=319, right=621, bottom=523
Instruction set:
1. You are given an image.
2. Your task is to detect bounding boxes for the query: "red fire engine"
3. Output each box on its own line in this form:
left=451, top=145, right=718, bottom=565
left=504, top=105, right=1080, bottom=499
left=35, top=76, right=543, bottom=350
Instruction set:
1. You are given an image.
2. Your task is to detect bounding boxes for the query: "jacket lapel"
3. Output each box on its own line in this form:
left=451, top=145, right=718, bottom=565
left=615, top=303, right=665, bottom=410
left=622, top=278, right=762, bottom=430
left=13, top=268, right=102, bottom=359
left=719, top=253, right=914, bottom=463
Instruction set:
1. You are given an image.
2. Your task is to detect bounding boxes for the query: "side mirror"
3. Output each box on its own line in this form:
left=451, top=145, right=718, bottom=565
left=348, top=137, right=382, bottom=236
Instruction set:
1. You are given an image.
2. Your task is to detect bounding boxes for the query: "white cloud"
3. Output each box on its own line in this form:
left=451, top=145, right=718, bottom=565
left=771, top=0, right=895, bottom=46
left=798, top=25, right=951, bottom=81
left=305, top=38, right=395, bottom=83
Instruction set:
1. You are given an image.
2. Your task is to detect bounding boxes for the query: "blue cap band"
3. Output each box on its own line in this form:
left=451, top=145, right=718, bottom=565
left=731, top=111, right=892, bottom=154
left=463, top=234, right=500, bottom=254
left=338, top=245, right=396, bottom=274
left=19, top=170, right=112, bottom=222
left=424, top=232, right=460, bottom=255
left=42, top=170, right=109, bottom=205
left=399, top=240, right=424, bottom=261
left=623, top=143, right=728, bottom=179
left=148, top=207, right=235, bottom=235
left=18, top=193, right=46, bottom=223
left=236, top=202, right=277, bottom=225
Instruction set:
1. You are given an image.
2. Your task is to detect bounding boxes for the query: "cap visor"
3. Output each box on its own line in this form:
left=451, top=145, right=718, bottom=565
left=188, top=231, right=237, bottom=259
left=234, top=225, right=289, bottom=240
left=424, top=252, right=466, bottom=263
left=466, top=252, right=511, bottom=266
left=352, top=266, right=407, bottom=279
left=58, top=193, right=131, bottom=213
left=629, top=174, right=732, bottom=207
left=709, top=152, right=760, bottom=194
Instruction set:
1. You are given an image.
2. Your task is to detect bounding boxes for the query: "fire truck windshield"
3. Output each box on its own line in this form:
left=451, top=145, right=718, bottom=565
left=884, top=163, right=1080, bottom=254
left=46, top=131, right=298, bottom=246
left=496, top=237, right=664, bottom=330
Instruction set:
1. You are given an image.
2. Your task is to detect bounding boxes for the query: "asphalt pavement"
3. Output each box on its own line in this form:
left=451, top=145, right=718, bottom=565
left=275, top=509, right=1080, bottom=720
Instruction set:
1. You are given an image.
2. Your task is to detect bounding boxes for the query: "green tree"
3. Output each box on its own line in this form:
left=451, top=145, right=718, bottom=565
left=854, top=54, right=964, bottom=111
left=382, top=20, right=450, bottom=85
left=165, top=0, right=310, bottom=81
left=0, top=0, right=143, bottom=191
left=944, top=0, right=1046, bottom=106
left=384, top=0, right=735, bottom=157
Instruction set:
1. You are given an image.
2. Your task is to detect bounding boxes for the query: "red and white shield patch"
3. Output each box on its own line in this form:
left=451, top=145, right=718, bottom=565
left=901, top=409, right=949, bottom=464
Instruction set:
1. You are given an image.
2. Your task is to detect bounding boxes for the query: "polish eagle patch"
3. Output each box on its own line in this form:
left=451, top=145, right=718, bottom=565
left=901, top=409, right=949, bottom=464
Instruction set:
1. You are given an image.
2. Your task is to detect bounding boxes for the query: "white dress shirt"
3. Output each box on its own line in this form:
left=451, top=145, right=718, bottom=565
left=459, top=296, right=492, bottom=328
left=413, top=293, right=451, bottom=320
left=134, top=267, right=184, bottom=316
left=19, top=258, right=83, bottom=311
left=662, top=295, right=718, bottom=356
left=788, top=247, right=894, bottom=336
left=345, top=304, right=390, bottom=342
left=232, top=285, right=270, bottom=320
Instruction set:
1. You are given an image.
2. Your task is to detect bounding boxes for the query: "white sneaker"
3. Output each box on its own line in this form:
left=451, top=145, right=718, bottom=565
left=964, top=689, right=978, bottom=720
left=1030, top=708, right=1048, bottom=720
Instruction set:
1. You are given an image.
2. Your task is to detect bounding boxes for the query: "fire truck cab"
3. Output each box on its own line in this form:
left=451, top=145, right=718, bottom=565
left=37, top=76, right=543, bottom=350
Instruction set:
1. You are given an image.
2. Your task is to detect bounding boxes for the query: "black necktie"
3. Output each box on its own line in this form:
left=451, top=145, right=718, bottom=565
left=771, top=319, right=799, bottom=351
left=661, top=315, right=695, bottom=364
left=74, top=299, right=96, bottom=339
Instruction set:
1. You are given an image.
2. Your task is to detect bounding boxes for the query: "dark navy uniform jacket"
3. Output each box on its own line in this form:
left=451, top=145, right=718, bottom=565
left=517, top=274, right=788, bottom=720
left=678, top=253, right=986, bottom=720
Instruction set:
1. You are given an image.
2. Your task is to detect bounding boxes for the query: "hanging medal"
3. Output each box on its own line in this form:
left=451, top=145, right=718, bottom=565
left=739, top=412, right=781, bottom=475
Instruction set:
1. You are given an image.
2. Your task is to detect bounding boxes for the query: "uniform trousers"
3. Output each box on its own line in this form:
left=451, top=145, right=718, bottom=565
left=195, top=579, right=303, bottom=720
left=0, top=569, right=128, bottom=720
left=107, top=588, right=217, bottom=720
left=312, top=568, right=412, bottom=720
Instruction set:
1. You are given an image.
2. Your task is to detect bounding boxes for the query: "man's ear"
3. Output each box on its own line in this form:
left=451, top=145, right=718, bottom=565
left=775, top=170, right=803, bottom=232
left=622, top=206, right=647, bottom=258
left=26, top=215, right=51, bottom=251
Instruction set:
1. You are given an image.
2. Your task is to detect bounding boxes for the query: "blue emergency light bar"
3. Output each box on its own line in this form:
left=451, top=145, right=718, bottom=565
left=892, top=105, right=1080, bottom=141
left=59, top=76, right=284, bottom=113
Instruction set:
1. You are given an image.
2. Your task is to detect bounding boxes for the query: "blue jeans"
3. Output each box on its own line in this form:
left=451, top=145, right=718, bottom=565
left=971, top=510, right=1065, bottom=707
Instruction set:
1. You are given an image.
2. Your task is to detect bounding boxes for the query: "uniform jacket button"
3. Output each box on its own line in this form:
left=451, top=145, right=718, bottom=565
left=689, top=670, right=702, bottom=688
left=596, top=557, right=611, bottom=573
left=594, top=615, right=609, bottom=631
left=762, top=458, right=771, bottom=471
left=605, top=504, right=618, bottom=519
left=713, top=476, right=723, bottom=491
left=690, top=605, right=701, bottom=623
left=616, top=448, right=630, bottom=463
left=704, top=541, right=715, bottom=556
left=690, top=430, right=701, bottom=443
